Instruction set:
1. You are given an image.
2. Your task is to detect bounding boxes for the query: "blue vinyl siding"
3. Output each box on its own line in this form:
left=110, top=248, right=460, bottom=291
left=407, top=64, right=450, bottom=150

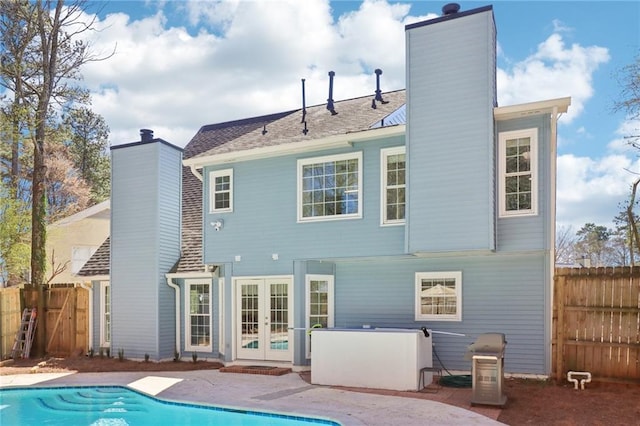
left=497, top=116, right=552, bottom=252
left=110, top=141, right=181, bottom=360
left=203, top=136, right=407, bottom=275
left=405, top=8, right=496, bottom=253
left=333, top=254, right=547, bottom=374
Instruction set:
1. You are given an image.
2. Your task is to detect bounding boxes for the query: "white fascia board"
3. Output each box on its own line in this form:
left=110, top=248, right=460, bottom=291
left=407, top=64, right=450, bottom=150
left=494, top=97, right=571, bottom=121
left=51, top=199, right=110, bottom=227
left=183, top=125, right=406, bottom=169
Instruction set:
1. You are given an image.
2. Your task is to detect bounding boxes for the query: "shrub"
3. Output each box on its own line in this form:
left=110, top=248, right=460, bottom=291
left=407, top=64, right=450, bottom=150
left=144, top=353, right=150, bottom=362
left=117, top=348, right=124, bottom=361
left=191, top=352, right=198, bottom=363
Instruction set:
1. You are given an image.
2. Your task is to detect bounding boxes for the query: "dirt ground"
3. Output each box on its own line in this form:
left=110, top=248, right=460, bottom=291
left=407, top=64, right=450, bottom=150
left=2, top=356, right=639, bottom=425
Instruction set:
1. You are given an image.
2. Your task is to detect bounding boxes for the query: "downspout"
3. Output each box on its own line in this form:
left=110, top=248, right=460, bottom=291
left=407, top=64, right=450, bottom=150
left=189, top=165, right=203, bottom=182
left=79, top=281, right=93, bottom=352
left=166, top=274, right=181, bottom=356
left=548, top=106, right=559, bottom=375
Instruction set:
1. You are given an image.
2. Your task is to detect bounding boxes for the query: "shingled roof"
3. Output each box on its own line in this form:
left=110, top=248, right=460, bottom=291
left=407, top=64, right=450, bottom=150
left=78, top=89, right=407, bottom=277
left=172, top=111, right=296, bottom=273
left=77, top=236, right=111, bottom=277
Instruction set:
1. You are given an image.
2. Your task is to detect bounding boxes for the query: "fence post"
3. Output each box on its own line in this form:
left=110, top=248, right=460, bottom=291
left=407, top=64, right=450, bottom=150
left=555, top=270, right=565, bottom=382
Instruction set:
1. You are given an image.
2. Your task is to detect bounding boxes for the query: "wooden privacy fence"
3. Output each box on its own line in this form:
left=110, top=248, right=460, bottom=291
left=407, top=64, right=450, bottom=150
left=0, top=287, right=22, bottom=359
left=553, top=267, right=640, bottom=382
left=0, top=286, right=89, bottom=359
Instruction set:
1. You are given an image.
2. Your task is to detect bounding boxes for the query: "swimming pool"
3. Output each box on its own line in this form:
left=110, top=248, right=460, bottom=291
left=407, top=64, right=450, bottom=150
left=0, top=386, right=340, bottom=425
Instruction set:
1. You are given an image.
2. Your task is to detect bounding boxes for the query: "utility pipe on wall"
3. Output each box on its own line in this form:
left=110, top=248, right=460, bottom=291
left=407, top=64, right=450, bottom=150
left=166, top=274, right=181, bottom=357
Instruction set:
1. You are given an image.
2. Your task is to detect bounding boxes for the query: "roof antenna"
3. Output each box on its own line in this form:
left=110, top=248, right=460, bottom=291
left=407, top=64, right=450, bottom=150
left=301, top=78, right=307, bottom=123
left=262, top=124, right=267, bottom=135
left=327, top=71, right=338, bottom=115
left=302, top=120, right=308, bottom=135
left=372, top=68, right=388, bottom=109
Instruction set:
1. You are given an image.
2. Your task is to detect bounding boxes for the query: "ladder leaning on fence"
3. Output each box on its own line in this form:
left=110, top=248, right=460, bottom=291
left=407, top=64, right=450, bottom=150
left=11, top=308, right=38, bottom=359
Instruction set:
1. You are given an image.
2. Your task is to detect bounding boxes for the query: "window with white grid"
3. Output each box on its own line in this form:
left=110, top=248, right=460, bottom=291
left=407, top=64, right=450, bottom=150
left=381, top=146, right=406, bottom=225
left=185, top=281, right=212, bottom=351
left=499, top=129, right=538, bottom=217
left=415, top=272, right=462, bottom=321
left=209, top=169, right=233, bottom=213
left=297, top=152, right=362, bottom=222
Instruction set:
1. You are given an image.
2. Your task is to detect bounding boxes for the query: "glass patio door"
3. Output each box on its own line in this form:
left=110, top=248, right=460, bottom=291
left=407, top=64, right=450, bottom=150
left=235, top=278, right=292, bottom=361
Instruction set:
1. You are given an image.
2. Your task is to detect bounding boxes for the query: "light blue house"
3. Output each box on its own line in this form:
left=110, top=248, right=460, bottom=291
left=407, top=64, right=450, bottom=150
left=79, top=4, right=570, bottom=376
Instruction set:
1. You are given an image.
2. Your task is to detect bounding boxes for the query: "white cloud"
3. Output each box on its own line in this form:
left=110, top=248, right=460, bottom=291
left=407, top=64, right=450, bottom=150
left=497, top=33, right=610, bottom=122
left=74, top=0, right=632, bottom=233
left=557, top=152, right=640, bottom=229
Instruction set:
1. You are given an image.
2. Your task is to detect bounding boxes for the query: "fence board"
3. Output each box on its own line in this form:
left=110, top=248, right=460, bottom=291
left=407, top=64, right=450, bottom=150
left=0, top=286, right=88, bottom=359
left=0, top=288, right=22, bottom=359
left=554, top=267, right=640, bottom=382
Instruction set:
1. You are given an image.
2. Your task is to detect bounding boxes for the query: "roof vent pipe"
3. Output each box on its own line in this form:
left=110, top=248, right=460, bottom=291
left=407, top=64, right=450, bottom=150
left=301, top=78, right=307, bottom=123
left=326, top=71, right=338, bottom=115
left=372, top=68, right=388, bottom=109
left=140, top=129, right=154, bottom=142
left=442, top=3, right=460, bottom=15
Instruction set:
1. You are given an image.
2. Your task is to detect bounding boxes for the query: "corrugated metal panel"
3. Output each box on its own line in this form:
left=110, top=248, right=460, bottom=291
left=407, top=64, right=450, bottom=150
left=406, top=9, right=496, bottom=253
left=369, top=104, right=406, bottom=128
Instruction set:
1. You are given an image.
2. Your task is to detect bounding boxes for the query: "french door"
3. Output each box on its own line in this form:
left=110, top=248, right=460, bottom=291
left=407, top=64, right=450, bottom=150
left=235, top=278, right=292, bottom=361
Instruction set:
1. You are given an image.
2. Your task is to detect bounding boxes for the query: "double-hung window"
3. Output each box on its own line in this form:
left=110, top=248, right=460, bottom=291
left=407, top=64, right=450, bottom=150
left=415, top=272, right=462, bottom=321
left=185, top=280, right=212, bottom=352
left=298, top=152, right=362, bottom=222
left=305, top=275, right=334, bottom=357
left=209, top=169, right=233, bottom=213
left=499, top=129, right=538, bottom=217
left=100, top=281, right=111, bottom=347
left=381, top=147, right=406, bottom=225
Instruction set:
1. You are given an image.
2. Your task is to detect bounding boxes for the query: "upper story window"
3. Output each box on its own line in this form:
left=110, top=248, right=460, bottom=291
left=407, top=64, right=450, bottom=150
left=209, top=169, right=233, bottom=213
left=415, top=271, right=462, bottom=322
left=499, top=129, right=538, bottom=217
left=381, top=147, right=406, bottom=225
left=297, top=152, right=362, bottom=222
left=71, top=246, right=98, bottom=274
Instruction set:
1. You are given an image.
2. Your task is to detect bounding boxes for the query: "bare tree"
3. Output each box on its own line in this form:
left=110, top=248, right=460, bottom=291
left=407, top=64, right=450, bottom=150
left=555, top=225, right=577, bottom=265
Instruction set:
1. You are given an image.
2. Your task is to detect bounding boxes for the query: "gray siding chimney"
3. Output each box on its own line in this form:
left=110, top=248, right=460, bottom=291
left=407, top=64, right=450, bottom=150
left=110, top=136, right=182, bottom=360
left=405, top=5, right=496, bottom=253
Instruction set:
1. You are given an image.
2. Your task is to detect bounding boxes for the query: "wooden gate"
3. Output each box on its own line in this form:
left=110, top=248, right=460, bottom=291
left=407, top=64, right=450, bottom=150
left=21, top=286, right=89, bottom=357
left=553, top=267, right=640, bottom=382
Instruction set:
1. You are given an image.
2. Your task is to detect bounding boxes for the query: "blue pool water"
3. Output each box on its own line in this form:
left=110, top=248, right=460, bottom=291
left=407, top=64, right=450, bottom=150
left=0, top=386, right=340, bottom=426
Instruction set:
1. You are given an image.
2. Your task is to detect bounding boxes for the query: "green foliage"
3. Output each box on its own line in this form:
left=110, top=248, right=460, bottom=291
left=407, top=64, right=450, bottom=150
left=63, top=107, right=111, bottom=203
left=117, top=348, right=125, bottom=361
left=191, top=352, right=198, bottom=363
left=0, top=181, right=31, bottom=285
left=144, top=353, right=150, bottom=362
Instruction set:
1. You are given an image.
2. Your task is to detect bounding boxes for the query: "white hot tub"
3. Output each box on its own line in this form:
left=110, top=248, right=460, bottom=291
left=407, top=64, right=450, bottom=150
left=310, top=328, right=433, bottom=391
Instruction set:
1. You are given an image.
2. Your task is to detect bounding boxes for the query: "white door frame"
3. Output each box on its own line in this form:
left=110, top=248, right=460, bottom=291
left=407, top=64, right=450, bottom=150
left=233, top=276, right=293, bottom=362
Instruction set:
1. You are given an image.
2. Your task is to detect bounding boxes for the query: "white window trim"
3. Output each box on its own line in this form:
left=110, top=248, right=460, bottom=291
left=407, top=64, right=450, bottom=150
left=305, top=274, right=334, bottom=358
left=297, top=152, right=363, bottom=222
left=184, top=279, right=213, bottom=352
left=380, top=146, right=406, bottom=226
left=99, top=281, right=110, bottom=348
left=209, top=168, right=233, bottom=213
left=415, top=271, right=462, bottom=322
left=498, top=128, right=538, bottom=218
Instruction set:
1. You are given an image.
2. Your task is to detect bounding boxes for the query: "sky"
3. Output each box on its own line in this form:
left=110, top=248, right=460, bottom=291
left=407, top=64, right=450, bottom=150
left=68, top=1, right=640, bottom=231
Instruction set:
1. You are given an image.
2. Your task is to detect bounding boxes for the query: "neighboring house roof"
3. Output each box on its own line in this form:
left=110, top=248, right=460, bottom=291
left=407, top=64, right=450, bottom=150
left=50, top=199, right=110, bottom=227
left=77, top=236, right=111, bottom=277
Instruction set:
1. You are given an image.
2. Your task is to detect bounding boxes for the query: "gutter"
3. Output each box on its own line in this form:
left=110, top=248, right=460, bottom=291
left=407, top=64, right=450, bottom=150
left=79, top=281, right=93, bottom=352
left=165, top=274, right=182, bottom=356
